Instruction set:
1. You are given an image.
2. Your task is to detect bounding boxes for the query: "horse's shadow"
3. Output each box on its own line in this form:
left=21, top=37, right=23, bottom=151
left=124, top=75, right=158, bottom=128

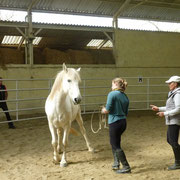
left=54, top=145, right=112, bottom=165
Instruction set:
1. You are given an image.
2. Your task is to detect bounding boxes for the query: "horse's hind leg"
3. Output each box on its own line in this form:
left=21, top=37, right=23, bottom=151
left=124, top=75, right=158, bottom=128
left=48, top=120, right=60, bottom=163
left=76, top=112, right=94, bottom=152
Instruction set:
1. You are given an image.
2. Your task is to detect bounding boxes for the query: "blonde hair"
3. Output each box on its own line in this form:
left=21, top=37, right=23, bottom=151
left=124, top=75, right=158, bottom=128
left=112, top=77, right=128, bottom=92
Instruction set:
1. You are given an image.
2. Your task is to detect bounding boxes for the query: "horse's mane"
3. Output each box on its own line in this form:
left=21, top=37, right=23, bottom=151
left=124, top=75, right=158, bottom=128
left=49, top=68, right=81, bottom=100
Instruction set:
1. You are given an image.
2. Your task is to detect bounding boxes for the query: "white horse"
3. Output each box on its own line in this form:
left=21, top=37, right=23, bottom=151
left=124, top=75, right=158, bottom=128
left=45, top=63, right=94, bottom=167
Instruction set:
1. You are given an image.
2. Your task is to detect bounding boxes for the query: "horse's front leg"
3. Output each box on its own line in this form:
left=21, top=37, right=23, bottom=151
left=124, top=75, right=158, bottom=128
left=76, top=112, right=94, bottom=152
left=57, top=128, right=63, bottom=154
left=60, top=127, right=70, bottom=167
left=48, top=120, right=60, bottom=163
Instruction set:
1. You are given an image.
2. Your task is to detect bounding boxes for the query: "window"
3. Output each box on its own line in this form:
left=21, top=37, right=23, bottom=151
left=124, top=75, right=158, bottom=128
left=1, top=36, right=42, bottom=46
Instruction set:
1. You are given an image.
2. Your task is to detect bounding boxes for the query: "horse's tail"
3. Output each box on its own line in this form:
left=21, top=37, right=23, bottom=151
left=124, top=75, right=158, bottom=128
left=70, top=127, right=80, bottom=136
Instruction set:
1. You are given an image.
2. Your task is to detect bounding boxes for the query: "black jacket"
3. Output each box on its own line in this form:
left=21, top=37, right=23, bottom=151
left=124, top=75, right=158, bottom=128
left=0, top=85, right=6, bottom=100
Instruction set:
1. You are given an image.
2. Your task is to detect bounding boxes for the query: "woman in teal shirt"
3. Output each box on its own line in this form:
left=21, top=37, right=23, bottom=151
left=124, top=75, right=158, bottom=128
left=101, top=77, right=131, bottom=174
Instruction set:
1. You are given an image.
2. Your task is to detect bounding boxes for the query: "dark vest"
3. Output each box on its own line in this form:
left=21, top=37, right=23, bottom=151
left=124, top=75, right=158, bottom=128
left=0, top=85, right=6, bottom=100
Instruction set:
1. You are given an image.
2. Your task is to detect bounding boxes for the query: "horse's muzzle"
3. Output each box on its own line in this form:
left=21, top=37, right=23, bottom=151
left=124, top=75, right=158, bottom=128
left=74, top=97, right=81, bottom=104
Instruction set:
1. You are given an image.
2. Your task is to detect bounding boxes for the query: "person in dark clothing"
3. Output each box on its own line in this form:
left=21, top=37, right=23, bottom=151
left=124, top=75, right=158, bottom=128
left=151, top=75, right=180, bottom=170
left=101, top=77, right=131, bottom=174
left=0, top=77, right=15, bottom=129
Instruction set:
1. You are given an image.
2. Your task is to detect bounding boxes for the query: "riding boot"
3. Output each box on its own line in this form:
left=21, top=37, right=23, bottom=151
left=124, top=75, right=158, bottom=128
left=8, top=122, right=16, bottom=129
left=168, top=145, right=180, bottom=170
left=112, top=149, right=119, bottom=170
left=116, top=149, right=131, bottom=174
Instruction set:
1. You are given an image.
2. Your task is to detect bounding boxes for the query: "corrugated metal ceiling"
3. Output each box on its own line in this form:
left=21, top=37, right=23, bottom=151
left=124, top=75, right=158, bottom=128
left=1, top=0, right=180, bottom=50
left=0, top=0, right=180, bottom=22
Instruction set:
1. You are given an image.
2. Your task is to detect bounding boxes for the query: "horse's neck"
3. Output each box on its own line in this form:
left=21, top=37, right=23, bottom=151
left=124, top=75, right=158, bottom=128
left=49, top=74, right=64, bottom=100
left=50, top=86, right=66, bottom=103
left=56, top=89, right=67, bottom=104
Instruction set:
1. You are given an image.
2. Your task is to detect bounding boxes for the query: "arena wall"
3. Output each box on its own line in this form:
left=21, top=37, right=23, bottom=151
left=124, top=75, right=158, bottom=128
left=0, top=29, right=180, bottom=118
left=115, top=29, right=180, bottom=68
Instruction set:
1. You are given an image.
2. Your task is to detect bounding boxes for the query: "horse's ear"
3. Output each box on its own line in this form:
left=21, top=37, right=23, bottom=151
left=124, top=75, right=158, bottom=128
left=63, top=63, right=68, bottom=72
left=77, top=67, right=81, bottom=72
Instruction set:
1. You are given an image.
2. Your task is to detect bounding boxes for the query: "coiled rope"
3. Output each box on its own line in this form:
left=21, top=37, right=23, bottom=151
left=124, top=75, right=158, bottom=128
left=90, top=107, right=109, bottom=134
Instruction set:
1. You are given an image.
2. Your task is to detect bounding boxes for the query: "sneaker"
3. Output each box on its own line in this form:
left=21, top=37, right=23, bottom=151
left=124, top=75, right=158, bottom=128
left=9, top=125, right=16, bottom=129
left=116, top=166, right=131, bottom=174
left=168, top=163, right=180, bottom=170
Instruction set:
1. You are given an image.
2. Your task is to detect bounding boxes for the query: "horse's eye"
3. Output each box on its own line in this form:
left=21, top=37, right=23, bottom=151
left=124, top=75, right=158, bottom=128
left=67, top=79, right=71, bottom=83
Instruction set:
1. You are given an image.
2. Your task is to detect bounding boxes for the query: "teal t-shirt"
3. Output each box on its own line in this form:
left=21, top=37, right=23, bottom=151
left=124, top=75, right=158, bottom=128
left=106, top=90, right=129, bottom=124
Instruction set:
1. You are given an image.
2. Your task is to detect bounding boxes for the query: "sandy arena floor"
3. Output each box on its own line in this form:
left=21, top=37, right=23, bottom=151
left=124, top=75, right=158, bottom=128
left=0, top=111, right=180, bottom=180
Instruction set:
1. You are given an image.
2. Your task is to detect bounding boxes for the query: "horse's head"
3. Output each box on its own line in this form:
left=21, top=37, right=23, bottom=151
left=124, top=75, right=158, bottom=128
left=62, top=63, right=82, bottom=105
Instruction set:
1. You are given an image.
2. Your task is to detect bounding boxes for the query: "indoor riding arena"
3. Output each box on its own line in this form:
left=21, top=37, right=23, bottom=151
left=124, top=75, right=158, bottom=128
left=0, top=1, right=180, bottom=180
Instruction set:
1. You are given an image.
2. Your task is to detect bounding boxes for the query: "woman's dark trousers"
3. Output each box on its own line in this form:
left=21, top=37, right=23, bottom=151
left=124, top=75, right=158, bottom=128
left=0, top=102, right=14, bottom=128
left=167, top=125, right=180, bottom=170
left=109, top=119, right=131, bottom=173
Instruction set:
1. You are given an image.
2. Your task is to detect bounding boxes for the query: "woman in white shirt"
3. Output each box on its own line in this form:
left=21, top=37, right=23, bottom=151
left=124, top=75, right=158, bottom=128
left=151, top=76, right=180, bottom=170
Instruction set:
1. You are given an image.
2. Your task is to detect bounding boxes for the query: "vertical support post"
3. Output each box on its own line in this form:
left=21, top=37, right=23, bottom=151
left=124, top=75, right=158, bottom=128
left=25, top=11, right=34, bottom=66
left=83, top=79, right=86, bottom=114
left=112, top=17, right=118, bottom=29
left=112, top=0, right=131, bottom=66
left=48, top=79, right=52, bottom=93
left=16, top=80, right=19, bottom=120
left=25, top=27, right=28, bottom=64
left=28, top=10, right=34, bottom=66
left=147, top=78, right=150, bottom=109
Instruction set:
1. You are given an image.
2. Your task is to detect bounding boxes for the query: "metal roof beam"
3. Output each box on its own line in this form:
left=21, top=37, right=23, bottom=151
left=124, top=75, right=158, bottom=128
left=0, top=21, right=28, bottom=28
left=113, top=0, right=132, bottom=19
left=27, top=0, right=41, bottom=12
left=113, top=0, right=131, bottom=28
left=0, top=21, right=113, bottom=32
left=103, top=32, right=113, bottom=43
left=15, top=27, right=26, bottom=50
left=16, top=27, right=26, bottom=38
left=34, top=28, right=42, bottom=36
left=32, top=23, right=114, bottom=32
left=18, top=37, right=25, bottom=50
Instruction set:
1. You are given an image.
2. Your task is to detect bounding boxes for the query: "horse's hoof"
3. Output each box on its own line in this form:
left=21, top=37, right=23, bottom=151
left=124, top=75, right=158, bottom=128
left=53, top=156, right=60, bottom=164
left=60, top=162, right=68, bottom=167
left=53, top=159, right=60, bottom=165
